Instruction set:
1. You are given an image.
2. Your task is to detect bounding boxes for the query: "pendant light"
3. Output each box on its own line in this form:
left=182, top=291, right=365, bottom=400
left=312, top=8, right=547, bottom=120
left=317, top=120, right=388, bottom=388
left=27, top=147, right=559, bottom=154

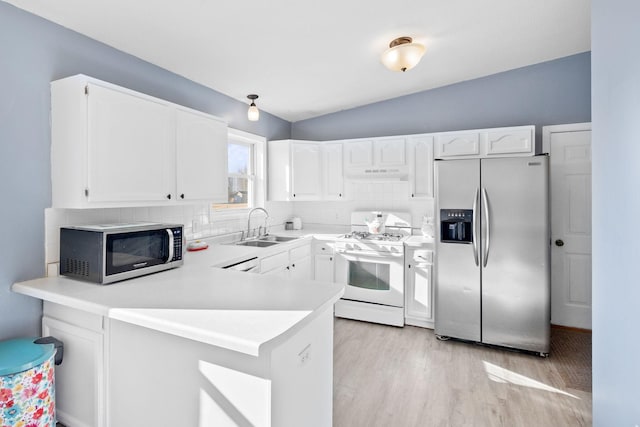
left=380, top=37, right=426, bottom=72
left=247, top=94, right=259, bottom=121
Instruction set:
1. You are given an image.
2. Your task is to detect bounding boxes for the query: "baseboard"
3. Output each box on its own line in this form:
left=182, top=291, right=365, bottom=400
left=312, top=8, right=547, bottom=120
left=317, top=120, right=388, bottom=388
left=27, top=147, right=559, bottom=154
left=551, top=324, right=592, bottom=334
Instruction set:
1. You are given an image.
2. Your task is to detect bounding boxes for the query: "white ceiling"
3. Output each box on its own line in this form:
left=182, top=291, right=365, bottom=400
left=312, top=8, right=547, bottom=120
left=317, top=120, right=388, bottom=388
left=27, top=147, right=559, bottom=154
left=5, top=0, right=590, bottom=122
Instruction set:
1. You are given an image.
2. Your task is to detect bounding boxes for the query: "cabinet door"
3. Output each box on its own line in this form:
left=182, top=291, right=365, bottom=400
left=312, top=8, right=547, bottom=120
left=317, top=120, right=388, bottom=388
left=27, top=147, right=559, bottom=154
left=435, top=131, right=480, bottom=159
left=344, top=140, right=373, bottom=167
left=408, top=135, right=434, bottom=199
left=405, top=262, right=433, bottom=322
left=87, top=83, right=174, bottom=203
left=484, top=128, right=534, bottom=156
left=176, top=109, right=228, bottom=202
left=42, top=316, right=104, bottom=427
left=290, top=256, right=312, bottom=280
left=374, top=137, right=406, bottom=166
left=291, top=143, right=322, bottom=200
left=314, top=254, right=335, bottom=282
left=323, top=143, right=345, bottom=200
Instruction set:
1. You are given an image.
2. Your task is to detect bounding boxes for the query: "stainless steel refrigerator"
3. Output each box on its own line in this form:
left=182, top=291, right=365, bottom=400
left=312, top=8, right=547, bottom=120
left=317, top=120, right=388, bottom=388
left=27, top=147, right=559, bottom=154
left=434, top=155, right=550, bottom=355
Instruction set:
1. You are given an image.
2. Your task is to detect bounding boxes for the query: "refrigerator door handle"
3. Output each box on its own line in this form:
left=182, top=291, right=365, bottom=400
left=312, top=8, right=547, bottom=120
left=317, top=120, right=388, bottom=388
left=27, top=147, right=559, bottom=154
left=482, top=187, right=490, bottom=267
left=472, top=187, right=480, bottom=266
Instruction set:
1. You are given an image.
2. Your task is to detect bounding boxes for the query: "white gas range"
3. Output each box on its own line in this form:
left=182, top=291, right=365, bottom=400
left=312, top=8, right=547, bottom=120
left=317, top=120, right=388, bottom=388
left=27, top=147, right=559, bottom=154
left=334, top=212, right=412, bottom=327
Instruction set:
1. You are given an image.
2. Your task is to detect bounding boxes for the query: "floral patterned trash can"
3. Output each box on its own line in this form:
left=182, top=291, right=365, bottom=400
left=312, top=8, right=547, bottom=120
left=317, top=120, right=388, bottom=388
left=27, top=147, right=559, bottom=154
left=0, top=337, right=63, bottom=427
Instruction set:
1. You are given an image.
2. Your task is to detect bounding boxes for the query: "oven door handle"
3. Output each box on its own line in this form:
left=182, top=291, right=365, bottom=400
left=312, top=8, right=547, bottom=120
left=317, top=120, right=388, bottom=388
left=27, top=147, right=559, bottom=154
left=336, top=249, right=403, bottom=258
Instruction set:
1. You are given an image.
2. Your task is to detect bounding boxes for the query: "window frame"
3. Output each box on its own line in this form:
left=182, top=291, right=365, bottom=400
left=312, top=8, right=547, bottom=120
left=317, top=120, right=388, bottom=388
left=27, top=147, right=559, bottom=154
left=212, top=128, right=266, bottom=215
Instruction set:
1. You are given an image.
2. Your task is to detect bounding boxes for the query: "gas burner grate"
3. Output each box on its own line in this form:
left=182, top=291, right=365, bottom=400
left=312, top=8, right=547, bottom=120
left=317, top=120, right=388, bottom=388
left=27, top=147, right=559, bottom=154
left=341, top=231, right=406, bottom=242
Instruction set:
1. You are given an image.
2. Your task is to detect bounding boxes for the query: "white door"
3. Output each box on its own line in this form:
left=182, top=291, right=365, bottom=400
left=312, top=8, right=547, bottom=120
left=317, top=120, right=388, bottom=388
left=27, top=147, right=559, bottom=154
left=291, top=143, right=322, bottom=200
left=334, top=250, right=404, bottom=307
left=373, top=137, right=406, bottom=166
left=323, top=143, right=344, bottom=200
left=407, top=135, right=434, bottom=199
left=544, top=123, right=592, bottom=329
left=87, top=83, right=173, bottom=203
left=175, top=108, right=228, bottom=202
left=314, top=254, right=334, bottom=282
left=344, top=140, right=373, bottom=167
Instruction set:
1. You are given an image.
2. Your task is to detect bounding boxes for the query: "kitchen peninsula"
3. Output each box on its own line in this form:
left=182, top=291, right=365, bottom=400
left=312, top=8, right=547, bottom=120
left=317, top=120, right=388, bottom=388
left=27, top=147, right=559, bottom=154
left=12, top=245, right=344, bottom=427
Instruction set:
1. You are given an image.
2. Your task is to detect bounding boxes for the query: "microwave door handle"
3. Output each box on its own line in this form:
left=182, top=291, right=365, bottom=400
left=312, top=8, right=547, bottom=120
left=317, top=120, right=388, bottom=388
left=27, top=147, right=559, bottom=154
left=166, top=229, right=174, bottom=263
left=472, top=187, right=479, bottom=266
left=482, top=188, right=490, bottom=267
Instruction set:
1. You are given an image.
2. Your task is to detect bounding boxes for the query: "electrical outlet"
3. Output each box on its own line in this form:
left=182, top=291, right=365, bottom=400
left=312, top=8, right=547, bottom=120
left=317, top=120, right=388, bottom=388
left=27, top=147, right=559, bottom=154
left=298, top=344, right=311, bottom=366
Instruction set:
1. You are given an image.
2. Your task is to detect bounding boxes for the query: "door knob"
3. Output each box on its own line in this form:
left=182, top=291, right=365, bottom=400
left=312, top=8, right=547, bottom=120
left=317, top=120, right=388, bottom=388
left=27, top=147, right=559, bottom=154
left=555, top=239, right=564, bottom=247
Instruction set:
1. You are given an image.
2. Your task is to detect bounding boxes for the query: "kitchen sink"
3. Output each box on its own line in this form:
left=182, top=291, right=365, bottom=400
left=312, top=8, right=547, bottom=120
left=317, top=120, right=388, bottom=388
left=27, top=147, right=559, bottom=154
left=235, top=240, right=280, bottom=247
left=258, top=235, right=299, bottom=243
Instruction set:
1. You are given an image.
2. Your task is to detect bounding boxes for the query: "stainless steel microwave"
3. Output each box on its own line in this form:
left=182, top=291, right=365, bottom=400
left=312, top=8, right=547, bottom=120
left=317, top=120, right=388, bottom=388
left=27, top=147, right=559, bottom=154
left=60, top=223, right=184, bottom=284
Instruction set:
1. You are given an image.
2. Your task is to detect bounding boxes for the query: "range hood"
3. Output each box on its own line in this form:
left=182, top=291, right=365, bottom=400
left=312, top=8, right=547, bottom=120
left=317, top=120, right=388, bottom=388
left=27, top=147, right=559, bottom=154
left=344, top=165, right=409, bottom=180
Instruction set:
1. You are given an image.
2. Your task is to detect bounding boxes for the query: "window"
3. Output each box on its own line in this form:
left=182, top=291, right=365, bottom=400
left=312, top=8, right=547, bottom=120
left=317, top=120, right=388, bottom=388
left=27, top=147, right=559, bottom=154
left=213, top=129, right=265, bottom=211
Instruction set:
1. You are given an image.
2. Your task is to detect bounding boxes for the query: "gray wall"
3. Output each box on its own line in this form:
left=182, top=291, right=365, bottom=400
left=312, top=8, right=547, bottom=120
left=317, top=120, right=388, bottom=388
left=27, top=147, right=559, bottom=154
left=0, top=2, right=290, bottom=341
left=292, top=52, right=591, bottom=144
left=592, top=1, right=640, bottom=425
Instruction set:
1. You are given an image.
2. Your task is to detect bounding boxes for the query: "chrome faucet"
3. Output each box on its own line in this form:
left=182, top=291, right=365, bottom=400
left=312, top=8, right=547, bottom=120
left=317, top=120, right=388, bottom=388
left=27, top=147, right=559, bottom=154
left=247, top=207, right=269, bottom=239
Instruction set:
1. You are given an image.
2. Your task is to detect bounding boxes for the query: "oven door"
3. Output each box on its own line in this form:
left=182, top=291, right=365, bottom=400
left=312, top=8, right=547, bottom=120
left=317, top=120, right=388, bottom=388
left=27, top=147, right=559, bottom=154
left=335, top=249, right=404, bottom=307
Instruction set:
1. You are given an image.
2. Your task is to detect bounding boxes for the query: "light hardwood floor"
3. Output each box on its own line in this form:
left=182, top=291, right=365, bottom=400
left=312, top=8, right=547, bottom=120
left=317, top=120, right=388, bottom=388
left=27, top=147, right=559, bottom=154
left=333, top=318, right=592, bottom=427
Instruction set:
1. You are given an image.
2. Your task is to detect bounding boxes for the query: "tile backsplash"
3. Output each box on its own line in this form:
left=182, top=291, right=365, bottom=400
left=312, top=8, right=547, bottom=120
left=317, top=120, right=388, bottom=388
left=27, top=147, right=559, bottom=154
left=45, top=201, right=293, bottom=264
left=291, top=181, right=434, bottom=229
left=43, top=180, right=434, bottom=266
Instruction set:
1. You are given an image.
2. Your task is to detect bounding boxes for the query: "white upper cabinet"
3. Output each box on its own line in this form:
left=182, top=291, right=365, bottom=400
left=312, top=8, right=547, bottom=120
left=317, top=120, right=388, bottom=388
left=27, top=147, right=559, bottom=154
left=291, top=142, right=323, bottom=200
left=51, top=75, right=228, bottom=208
left=484, top=127, right=534, bottom=156
left=435, top=131, right=481, bottom=158
left=434, top=125, right=536, bottom=159
left=407, top=134, right=434, bottom=199
left=175, top=108, right=227, bottom=202
left=323, top=142, right=345, bottom=200
left=374, top=137, right=406, bottom=166
left=86, top=83, right=174, bottom=204
left=268, top=140, right=345, bottom=201
left=268, top=140, right=322, bottom=201
left=344, top=140, right=373, bottom=167
left=344, top=137, right=406, bottom=169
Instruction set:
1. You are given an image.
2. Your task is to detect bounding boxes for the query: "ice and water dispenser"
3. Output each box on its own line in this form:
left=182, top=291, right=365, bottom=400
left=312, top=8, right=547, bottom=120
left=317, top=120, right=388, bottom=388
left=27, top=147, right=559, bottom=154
left=440, top=209, right=473, bottom=244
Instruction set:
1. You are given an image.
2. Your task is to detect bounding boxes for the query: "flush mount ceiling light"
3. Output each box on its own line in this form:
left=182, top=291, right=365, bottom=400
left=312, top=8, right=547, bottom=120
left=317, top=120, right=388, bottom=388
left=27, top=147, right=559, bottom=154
left=380, top=37, right=426, bottom=72
left=247, top=94, right=259, bottom=121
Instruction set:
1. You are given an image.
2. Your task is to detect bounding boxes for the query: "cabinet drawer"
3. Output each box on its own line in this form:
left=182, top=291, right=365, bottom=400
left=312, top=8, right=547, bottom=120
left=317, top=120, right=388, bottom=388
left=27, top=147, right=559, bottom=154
left=412, top=250, right=433, bottom=264
left=314, top=241, right=335, bottom=254
left=290, top=244, right=311, bottom=261
left=260, top=251, right=289, bottom=273
left=43, top=301, right=104, bottom=332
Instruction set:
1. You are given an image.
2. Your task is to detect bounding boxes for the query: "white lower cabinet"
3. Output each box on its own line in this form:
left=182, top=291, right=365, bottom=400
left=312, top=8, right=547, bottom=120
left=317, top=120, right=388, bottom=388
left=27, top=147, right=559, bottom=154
left=42, top=303, right=105, bottom=427
left=314, top=255, right=334, bottom=282
left=404, top=248, right=434, bottom=328
left=313, top=240, right=335, bottom=283
left=259, top=241, right=312, bottom=280
left=290, top=255, right=311, bottom=280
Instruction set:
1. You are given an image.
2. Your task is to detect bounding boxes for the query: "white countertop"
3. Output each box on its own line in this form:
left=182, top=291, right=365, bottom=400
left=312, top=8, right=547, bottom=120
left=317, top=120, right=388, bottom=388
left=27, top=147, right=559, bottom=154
left=13, top=226, right=436, bottom=356
left=13, top=231, right=345, bottom=357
